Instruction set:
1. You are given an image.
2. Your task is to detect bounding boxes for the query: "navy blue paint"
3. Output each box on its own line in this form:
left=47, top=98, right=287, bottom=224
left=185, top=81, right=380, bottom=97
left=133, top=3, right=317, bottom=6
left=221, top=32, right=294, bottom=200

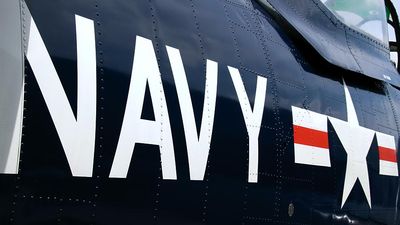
left=0, top=0, right=398, bottom=224
left=262, top=0, right=400, bottom=88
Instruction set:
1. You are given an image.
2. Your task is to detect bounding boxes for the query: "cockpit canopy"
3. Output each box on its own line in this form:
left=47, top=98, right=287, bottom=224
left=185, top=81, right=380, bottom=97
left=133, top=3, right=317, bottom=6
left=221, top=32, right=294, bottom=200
left=321, top=0, right=389, bottom=45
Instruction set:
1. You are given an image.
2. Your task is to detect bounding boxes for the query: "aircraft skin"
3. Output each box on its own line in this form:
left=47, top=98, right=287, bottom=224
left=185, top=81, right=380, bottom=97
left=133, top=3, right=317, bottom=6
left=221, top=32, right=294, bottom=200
left=0, top=0, right=399, bottom=224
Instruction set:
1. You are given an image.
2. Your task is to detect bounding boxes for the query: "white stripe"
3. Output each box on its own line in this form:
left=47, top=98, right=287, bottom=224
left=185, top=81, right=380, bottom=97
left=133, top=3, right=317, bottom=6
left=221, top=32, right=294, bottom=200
left=379, top=160, right=399, bottom=176
left=376, top=132, right=396, bottom=149
left=294, top=143, right=331, bottom=167
left=292, top=106, right=328, bottom=131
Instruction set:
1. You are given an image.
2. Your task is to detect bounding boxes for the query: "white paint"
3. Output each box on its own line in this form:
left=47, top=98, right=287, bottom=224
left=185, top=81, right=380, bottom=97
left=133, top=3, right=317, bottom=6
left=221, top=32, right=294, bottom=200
left=329, top=117, right=374, bottom=208
left=294, top=144, right=331, bottom=167
left=379, top=160, right=398, bottom=177
left=228, top=66, right=267, bottom=183
left=292, top=106, right=330, bottom=167
left=291, top=106, right=328, bottom=132
left=167, top=46, right=218, bottom=180
left=109, top=36, right=177, bottom=179
left=376, top=132, right=396, bottom=149
left=26, top=15, right=96, bottom=177
left=4, top=87, right=24, bottom=174
left=343, top=79, right=358, bottom=125
left=329, top=80, right=374, bottom=208
left=383, top=74, right=392, bottom=81
left=376, top=132, right=398, bottom=176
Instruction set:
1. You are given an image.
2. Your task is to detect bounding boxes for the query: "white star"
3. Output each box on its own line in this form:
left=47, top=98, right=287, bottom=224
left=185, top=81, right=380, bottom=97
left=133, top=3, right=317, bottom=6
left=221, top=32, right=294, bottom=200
left=328, top=80, right=375, bottom=208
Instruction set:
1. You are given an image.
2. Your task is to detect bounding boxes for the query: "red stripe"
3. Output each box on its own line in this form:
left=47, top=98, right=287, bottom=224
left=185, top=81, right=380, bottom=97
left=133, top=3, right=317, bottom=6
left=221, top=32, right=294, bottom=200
left=293, top=125, right=329, bottom=149
left=379, top=146, right=397, bottom=163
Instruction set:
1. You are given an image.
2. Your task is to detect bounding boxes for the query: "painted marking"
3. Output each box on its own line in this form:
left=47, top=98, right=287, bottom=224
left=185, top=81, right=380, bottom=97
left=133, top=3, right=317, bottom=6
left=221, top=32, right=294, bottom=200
left=27, top=15, right=97, bottom=177
left=378, top=147, right=397, bottom=163
left=294, top=144, right=330, bottom=167
left=292, top=106, right=328, bottom=131
left=228, top=67, right=267, bottom=183
left=329, top=116, right=374, bottom=208
left=291, top=106, right=330, bottom=167
left=293, top=125, right=329, bottom=149
left=376, top=132, right=398, bottom=176
left=379, top=160, right=398, bottom=177
left=383, top=74, right=392, bottom=81
left=109, top=36, right=177, bottom=180
left=328, top=80, right=374, bottom=208
left=167, top=46, right=218, bottom=181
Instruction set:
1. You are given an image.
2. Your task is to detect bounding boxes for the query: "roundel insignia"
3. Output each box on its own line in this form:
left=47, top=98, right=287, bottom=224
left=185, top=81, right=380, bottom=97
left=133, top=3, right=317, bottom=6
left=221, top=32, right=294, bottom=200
left=291, top=79, right=398, bottom=209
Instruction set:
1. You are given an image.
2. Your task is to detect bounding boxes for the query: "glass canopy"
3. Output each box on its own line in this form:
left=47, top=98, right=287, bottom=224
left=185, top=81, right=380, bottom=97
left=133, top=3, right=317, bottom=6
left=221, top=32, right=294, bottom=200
left=321, top=0, right=389, bottom=45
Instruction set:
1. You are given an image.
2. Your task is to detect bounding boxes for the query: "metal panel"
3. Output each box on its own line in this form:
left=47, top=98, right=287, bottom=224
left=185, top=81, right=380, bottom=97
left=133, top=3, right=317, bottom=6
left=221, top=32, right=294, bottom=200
left=0, top=0, right=24, bottom=173
left=258, top=0, right=400, bottom=87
